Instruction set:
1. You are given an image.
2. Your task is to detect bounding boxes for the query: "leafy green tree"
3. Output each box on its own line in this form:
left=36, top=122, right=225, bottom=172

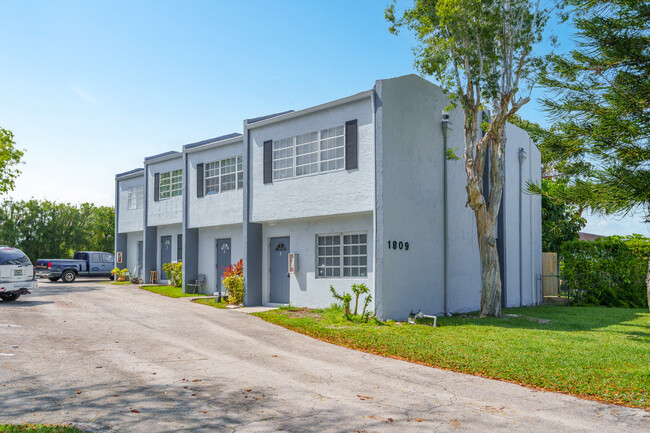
left=0, top=128, right=24, bottom=194
left=540, top=0, right=650, bottom=307
left=387, top=0, right=548, bottom=316
left=0, top=199, right=115, bottom=263
left=540, top=180, right=586, bottom=252
left=508, top=117, right=587, bottom=251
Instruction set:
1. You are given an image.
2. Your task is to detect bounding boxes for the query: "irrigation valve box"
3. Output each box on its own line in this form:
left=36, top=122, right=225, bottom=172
left=288, top=253, right=297, bottom=274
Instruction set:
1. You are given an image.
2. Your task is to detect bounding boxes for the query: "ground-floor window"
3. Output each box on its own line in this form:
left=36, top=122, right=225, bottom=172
left=316, top=233, right=367, bottom=278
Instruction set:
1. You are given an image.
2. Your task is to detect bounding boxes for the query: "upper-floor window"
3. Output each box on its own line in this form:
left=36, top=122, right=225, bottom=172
left=204, top=156, right=243, bottom=195
left=273, top=125, right=345, bottom=181
left=160, top=169, right=183, bottom=199
left=127, top=186, right=144, bottom=210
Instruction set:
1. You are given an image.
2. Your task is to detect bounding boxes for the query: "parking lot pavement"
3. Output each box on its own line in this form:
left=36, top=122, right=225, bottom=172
left=1, top=280, right=648, bottom=432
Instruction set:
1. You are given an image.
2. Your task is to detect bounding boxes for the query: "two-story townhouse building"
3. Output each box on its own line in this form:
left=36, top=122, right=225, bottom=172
left=143, top=151, right=184, bottom=283
left=115, top=168, right=145, bottom=279
left=115, top=74, right=542, bottom=320
left=182, top=133, right=245, bottom=294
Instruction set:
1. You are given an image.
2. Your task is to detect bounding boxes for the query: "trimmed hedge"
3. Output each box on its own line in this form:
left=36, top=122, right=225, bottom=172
left=561, top=236, right=649, bottom=308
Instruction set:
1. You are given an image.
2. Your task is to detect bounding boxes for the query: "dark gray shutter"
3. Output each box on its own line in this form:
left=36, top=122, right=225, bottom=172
left=263, top=140, right=273, bottom=184
left=345, top=119, right=358, bottom=170
left=154, top=173, right=160, bottom=202
left=197, top=163, right=204, bottom=198
left=177, top=234, right=182, bottom=262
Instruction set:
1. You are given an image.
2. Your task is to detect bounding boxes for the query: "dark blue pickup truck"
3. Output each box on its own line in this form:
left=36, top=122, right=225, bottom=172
left=35, top=251, right=115, bottom=282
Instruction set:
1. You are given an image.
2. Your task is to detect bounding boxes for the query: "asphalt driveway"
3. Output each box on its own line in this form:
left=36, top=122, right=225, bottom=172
left=0, top=281, right=647, bottom=432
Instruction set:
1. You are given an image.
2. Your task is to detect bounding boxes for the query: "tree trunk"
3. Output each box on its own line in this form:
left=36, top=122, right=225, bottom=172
left=473, top=193, right=503, bottom=317
left=646, top=256, right=650, bottom=311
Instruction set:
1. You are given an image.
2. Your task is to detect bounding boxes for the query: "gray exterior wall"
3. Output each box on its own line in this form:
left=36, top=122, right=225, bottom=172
left=261, top=213, right=373, bottom=308
left=248, top=96, right=375, bottom=223
left=186, top=139, right=244, bottom=228
left=375, top=74, right=542, bottom=320
left=126, top=232, right=143, bottom=278
left=197, top=224, right=243, bottom=294
left=501, top=123, right=543, bottom=307
left=374, top=75, right=448, bottom=320
left=117, top=175, right=145, bottom=233
left=147, top=156, right=183, bottom=227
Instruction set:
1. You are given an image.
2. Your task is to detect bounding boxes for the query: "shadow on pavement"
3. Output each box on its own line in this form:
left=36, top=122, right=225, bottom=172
left=0, top=374, right=387, bottom=433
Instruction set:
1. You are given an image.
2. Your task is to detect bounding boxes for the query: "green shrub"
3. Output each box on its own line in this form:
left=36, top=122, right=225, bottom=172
left=162, top=262, right=182, bottom=288
left=223, top=275, right=244, bottom=304
left=561, top=236, right=649, bottom=308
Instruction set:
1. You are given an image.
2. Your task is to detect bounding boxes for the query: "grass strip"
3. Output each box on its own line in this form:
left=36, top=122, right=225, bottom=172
left=0, top=425, right=89, bottom=432
left=254, top=305, right=650, bottom=409
left=193, top=298, right=229, bottom=309
left=138, top=285, right=209, bottom=298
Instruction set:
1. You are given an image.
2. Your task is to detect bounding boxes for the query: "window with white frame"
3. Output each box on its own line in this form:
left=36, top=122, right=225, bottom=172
left=273, top=125, right=345, bottom=181
left=159, top=169, right=183, bottom=199
left=127, top=185, right=144, bottom=210
left=317, top=233, right=367, bottom=278
left=204, top=156, right=243, bottom=195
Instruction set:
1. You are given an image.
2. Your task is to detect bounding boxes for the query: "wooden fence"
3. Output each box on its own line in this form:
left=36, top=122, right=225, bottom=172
left=542, top=252, right=559, bottom=296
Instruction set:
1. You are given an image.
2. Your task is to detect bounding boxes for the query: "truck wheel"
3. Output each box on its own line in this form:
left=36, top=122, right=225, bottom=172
left=48, top=277, right=60, bottom=282
left=61, top=271, right=76, bottom=283
left=0, top=293, right=20, bottom=302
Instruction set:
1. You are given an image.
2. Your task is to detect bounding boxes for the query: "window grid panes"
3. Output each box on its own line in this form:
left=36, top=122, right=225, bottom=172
left=272, top=125, right=345, bottom=181
left=204, top=156, right=243, bottom=195
left=343, top=234, right=368, bottom=277
left=127, top=186, right=144, bottom=210
left=159, top=169, right=183, bottom=199
left=317, top=233, right=367, bottom=278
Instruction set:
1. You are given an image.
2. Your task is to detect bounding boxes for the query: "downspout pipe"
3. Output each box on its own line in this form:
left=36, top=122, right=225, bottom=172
left=441, top=112, right=451, bottom=316
left=518, top=147, right=527, bottom=306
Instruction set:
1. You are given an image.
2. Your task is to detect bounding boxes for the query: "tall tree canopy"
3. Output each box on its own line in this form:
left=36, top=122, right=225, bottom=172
left=541, top=0, right=650, bottom=219
left=387, top=0, right=548, bottom=316
left=0, top=128, right=24, bottom=194
left=0, top=199, right=115, bottom=263
left=540, top=0, right=650, bottom=307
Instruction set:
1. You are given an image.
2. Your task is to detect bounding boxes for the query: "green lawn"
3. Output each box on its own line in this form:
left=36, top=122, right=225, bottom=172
left=138, top=285, right=209, bottom=298
left=254, top=305, right=650, bottom=409
left=0, top=425, right=88, bottom=433
left=193, top=298, right=229, bottom=309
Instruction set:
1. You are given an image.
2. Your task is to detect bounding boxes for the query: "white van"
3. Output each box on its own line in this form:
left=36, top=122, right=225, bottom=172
left=0, top=246, right=37, bottom=302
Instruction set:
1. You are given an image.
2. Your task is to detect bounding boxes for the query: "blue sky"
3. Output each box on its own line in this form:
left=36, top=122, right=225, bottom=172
left=0, top=0, right=647, bottom=236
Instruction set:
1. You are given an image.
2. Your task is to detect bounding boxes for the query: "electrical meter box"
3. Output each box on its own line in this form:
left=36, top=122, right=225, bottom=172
left=288, top=253, right=298, bottom=274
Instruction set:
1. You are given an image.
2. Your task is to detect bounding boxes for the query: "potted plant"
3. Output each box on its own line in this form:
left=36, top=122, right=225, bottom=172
left=111, top=267, right=130, bottom=281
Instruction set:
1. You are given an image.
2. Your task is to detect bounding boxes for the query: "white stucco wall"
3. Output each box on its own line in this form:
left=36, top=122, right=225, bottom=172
left=187, top=140, right=244, bottom=229
left=197, top=224, right=243, bottom=294
left=261, top=213, right=374, bottom=309
left=147, top=157, right=183, bottom=227
left=249, top=97, right=375, bottom=223
left=126, top=232, right=143, bottom=278
left=117, top=175, right=144, bottom=233
left=157, top=223, right=182, bottom=281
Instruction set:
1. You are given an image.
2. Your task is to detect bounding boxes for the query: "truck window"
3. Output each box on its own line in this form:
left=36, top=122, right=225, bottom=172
left=92, top=253, right=100, bottom=263
left=102, top=253, right=114, bottom=263
left=74, top=252, right=88, bottom=261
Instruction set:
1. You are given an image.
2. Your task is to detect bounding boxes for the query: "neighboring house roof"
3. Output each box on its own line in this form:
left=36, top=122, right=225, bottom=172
left=183, top=133, right=243, bottom=150
left=579, top=232, right=606, bottom=241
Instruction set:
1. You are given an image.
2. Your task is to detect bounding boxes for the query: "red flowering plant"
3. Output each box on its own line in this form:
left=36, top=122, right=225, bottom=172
left=221, top=259, right=244, bottom=304
left=222, top=259, right=243, bottom=279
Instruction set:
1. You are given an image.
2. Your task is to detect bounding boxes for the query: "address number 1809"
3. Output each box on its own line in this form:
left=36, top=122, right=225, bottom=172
left=387, top=240, right=409, bottom=251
